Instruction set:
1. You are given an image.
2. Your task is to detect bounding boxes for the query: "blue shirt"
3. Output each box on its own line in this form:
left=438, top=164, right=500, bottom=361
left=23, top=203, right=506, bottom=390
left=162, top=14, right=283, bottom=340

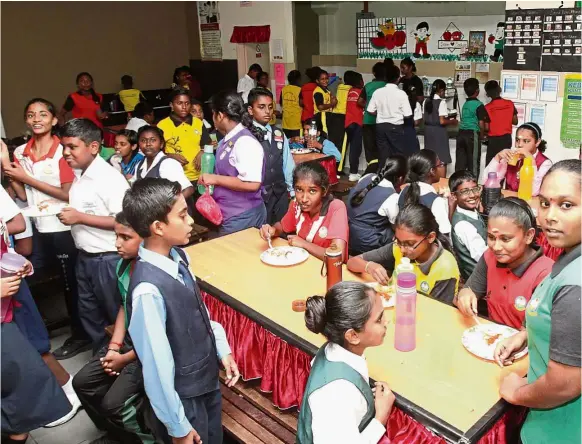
left=128, top=245, right=231, bottom=438
left=288, top=136, right=342, bottom=163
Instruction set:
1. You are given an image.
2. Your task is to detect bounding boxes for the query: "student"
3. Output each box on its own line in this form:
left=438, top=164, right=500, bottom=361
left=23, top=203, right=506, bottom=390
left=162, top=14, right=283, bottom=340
left=157, top=88, right=211, bottom=188
left=281, top=70, right=303, bottom=139
left=191, top=99, right=212, bottom=131
left=291, top=120, right=342, bottom=163
left=347, top=204, right=459, bottom=303
left=58, top=72, right=108, bottom=128
left=237, top=63, right=262, bottom=104
left=484, top=122, right=551, bottom=196
left=57, top=118, right=130, bottom=351
left=172, top=66, right=202, bottom=100
left=347, top=155, right=407, bottom=256
left=343, top=71, right=364, bottom=181
left=125, top=101, right=155, bottom=133
left=423, top=79, right=458, bottom=168
left=296, top=281, right=395, bottom=443
left=449, top=170, right=487, bottom=280
left=73, top=212, right=156, bottom=444
left=495, top=160, right=581, bottom=444
left=456, top=197, right=553, bottom=328
left=399, top=57, right=424, bottom=104
left=300, top=67, right=321, bottom=125
left=326, top=72, right=353, bottom=160
left=367, top=65, right=413, bottom=169
left=118, top=75, right=145, bottom=113
left=248, top=88, right=295, bottom=225
left=123, top=178, right=239, bottom=444
left=313, top=69, right=338, bottom=136
left=484, top=80, right=518, bottom=165
left=456, top=78, right=489, bottom=175
left=256, top=74, right=277, bottom=125
left=4, top=98, right=91, bottom=359
left=358, top=63, right=387, bottom=173
left=109, top=129, right=143, bottom=180
left=259, top=161, right=349, bottom=261
left=399, top=150, right=451, bottom=235
left=198, top=90, right=266, bottom=235
left=133, top=126, right=194, bottom=198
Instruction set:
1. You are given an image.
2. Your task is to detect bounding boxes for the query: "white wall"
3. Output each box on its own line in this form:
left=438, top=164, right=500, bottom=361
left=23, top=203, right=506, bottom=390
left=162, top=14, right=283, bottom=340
left=218, top=1, right=295, bottom=62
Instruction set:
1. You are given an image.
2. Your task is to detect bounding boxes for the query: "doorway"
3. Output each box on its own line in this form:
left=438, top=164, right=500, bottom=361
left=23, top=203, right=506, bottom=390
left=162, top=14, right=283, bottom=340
left=237, top=42, right=271, bottom=79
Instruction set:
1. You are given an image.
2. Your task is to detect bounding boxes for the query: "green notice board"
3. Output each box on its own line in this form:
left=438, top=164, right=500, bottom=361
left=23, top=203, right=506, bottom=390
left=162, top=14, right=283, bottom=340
left=561, top=74, right=582, bottom=149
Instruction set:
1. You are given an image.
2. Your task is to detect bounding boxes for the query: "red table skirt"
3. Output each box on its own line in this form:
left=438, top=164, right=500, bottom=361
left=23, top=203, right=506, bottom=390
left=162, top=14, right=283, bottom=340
left=202, top=291, right=525, bottom=443
left=317, top=156, right=339, bottom=186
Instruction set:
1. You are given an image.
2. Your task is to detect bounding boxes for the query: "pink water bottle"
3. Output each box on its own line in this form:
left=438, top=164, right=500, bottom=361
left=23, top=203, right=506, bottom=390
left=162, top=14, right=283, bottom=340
left=394, top=269, right=417, bottom=352
left=0, top=252, right=26, bottom=322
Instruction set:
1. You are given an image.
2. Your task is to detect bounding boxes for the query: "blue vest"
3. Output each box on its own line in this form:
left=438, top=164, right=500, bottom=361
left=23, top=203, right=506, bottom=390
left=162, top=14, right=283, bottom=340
left=347, top=175, right=395, bottom=255
left=260, top=126, right=287, bottom=201
left=127, top=248, right=219, bottom=399
left=397, top=186, right=438, bottom=210
left=136, top=156, right=171, bottom=180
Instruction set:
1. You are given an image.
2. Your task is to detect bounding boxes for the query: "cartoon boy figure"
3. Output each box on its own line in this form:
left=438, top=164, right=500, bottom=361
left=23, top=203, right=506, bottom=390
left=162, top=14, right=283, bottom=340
left=413, top=22, right=431, bottom=57
left=489, top=22, right=505, bottom=61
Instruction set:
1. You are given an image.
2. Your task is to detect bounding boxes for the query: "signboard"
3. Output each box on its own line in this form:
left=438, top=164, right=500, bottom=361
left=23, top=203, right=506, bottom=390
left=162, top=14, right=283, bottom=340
left=560, top=74, right=582, bottom=149
left=198, top=2, right=222, bottom=60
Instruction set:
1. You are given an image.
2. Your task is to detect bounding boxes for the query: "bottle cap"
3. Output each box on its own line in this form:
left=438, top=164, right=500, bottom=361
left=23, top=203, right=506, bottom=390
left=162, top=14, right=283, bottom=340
left=204, top=145, right=214, bottom=154
left=398, top=257, right=414, bottom=272
left=522, top=157, right=533, bottom=166
left=396, top=271, right=416, bottom=289
left=325, top=245, right=343, bottom=257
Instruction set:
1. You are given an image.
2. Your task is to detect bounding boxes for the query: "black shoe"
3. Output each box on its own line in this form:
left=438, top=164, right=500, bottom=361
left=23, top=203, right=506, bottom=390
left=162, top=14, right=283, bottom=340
left=53, top=337, right=92, bottom=360
left=89, top=435, right=122, bottom=444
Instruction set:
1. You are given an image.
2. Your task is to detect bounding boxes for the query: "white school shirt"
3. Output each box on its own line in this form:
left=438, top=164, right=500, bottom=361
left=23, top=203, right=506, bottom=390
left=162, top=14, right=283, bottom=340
left=366, top=83, right=412, bottom=125
left=308, top=343, right=386, bottom=443
left=13, top=199, right=33, bottom=241
left=237, top=74, right=255, bottom=104
left=422, top=94, right=448, bottom=117
left=131, top=151, right=193, bottom=191
left=357, top=174, right=400, bottom=221
left=69, top=156, right=129, bottom=253
left=222, top=123, right=264, bottom=183
left=125, top=117, right=148, bottom=133
left=453, top=206, right=487, bottom=262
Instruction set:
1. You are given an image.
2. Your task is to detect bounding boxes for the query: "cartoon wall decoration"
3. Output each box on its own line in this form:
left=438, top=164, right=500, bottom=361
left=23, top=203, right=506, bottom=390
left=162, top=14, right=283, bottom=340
left=357, top=16, right=408, bottom=57
left=468, top=31, right=487, bottom=55
left=370, top=19, right=408, bottom=51
left=413, top=21, right=431, bottom=57
left=438, top=22, right=467, bottom=52
left=489, top=22, right=506, bottom=61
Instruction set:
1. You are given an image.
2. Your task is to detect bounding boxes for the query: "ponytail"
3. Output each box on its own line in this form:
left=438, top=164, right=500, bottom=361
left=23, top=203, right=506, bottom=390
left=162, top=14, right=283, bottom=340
left=350, top=155, right=407, bottom=207
left=425, top=79, right=446, bottom=115
left=404, top=150, right=438, bottom=207
left=210, top=89, right=263, bottom=141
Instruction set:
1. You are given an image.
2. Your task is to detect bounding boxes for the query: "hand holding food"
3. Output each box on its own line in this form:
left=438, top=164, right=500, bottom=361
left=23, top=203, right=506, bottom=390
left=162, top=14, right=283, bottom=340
left=456, top=288, right=478, bottom=317
left=366, top=262, right=390, bottom=285
left=259, top=224, right=276, bottom=241
left=494, top=331, right=528, bottom=368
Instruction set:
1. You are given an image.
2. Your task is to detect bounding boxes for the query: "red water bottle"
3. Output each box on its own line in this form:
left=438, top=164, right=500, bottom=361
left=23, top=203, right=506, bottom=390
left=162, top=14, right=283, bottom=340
left=322, top=245, right=343, bottom=291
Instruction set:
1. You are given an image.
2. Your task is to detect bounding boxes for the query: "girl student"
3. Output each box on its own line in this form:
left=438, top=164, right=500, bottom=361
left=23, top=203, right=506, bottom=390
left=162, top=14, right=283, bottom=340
left=198, top=90, right=267, bottom=235
left=347, top=155, right=407, bottom=256
left=109, top=129, right=144, bottom=180
left=296, top=282, right=395, bottom=443
left=343, top=71, right=365, bottom=181
left=280, top=69, right=303, bottom=139
left=495, top=160, right=581, bottom=444
left=58, top=72, right=108, bottom=128
left=4, top=98, right=92, bottom=360
left=259, top=161, right=349, bottom=261
left=256, top=72, right=277, bottom=125
left=300, top=67, right=322, bottom=125
left=484, top=122, right=552, bottom=196
left=455, top=197, right=553, bottom=329
left=423, top=79, right=458, bottom=168
left=399, top=57, right=424, bottom=104
left=347, top=204, right=459, bottom=303
left=313, top=69, right=338, bottom=136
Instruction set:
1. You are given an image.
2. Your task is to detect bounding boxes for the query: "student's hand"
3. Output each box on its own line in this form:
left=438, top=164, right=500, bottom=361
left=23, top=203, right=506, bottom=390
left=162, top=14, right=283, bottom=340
left=172, top=429, right=202, bottom=444
left=372, top=381, right=396, bottom=426
left=499, top=372, right=528, bottom=405
left=259, top=224, right=276, bottom=241
left=330, top=96, right=338, bottom=107
left=287, top=235, right=308, bottom=249
left=194, top=151, right=203, bottom=171
left=57, top=207, right=84, bottom=226
left=17, top=260, right=33, bottom=277
left=494, top=331, right=528, bottom=368
left=306, top=138, right=323, bottom=150
left=100, top=350, right=129, bottom=376
left=221, top=354, right=240, bottom=387
left=0, top=275, right=22, bottom=298
left=456, top=288, right=478, bottom=317
left=198, top=174, right=219, bottom=186
left=516, top=147, right=533, bottom=160
left=166, top=153, right=189, bottom=166
left=495, top=149, right=514, bottom=163
left=3, top=162, right=29, bottom=184
left=366, top=262, right=390, bottom=286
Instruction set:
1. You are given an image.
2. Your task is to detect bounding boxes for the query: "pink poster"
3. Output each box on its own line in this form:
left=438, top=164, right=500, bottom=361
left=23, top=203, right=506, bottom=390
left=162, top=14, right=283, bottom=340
left=274, top=63, right=286, bottom=86
left=275, top=84, right=284, bottom=103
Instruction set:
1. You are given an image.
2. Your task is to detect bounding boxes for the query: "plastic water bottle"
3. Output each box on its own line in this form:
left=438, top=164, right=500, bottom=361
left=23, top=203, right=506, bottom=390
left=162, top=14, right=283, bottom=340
left=308, top=120, right=318, bottom=144
left=482, top=172, right=501, bottom=214
left=1, top=252, right=26, bottom=322
left=518, top=157, right=534, bottom=201
left=394, top=266, right=417, bottom=352
left=198, top=145, right=215, bottom=195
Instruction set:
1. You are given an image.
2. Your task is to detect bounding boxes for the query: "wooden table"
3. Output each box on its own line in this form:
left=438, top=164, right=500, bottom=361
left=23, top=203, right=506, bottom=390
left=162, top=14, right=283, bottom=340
left=187, top=228, right=528, bottom=443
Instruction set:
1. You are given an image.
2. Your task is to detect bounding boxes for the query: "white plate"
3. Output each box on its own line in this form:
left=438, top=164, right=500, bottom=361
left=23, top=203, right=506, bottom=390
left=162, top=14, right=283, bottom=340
left=21, top=202, right=68, bottom=218
left=260, top=246, right=309, bottom=267
left=290, top=148, right=312, bottom=155
left=462, top=324, right=528, bottom=362
left=365, top=281, right=396, bottom=308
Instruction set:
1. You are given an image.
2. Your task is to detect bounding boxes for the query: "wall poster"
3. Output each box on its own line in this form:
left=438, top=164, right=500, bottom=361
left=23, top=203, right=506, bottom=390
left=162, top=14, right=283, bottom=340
left=198, top=2, right=222, bottom=60
left=560, top=74, right=582, bottom=149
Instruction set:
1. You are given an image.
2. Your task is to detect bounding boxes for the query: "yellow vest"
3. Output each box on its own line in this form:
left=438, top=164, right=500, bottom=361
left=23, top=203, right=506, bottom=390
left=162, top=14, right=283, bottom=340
left=333, top=84, right=351, bottom=115
left=157, top=116, right=204, bottom=181
left=281, top=85, right=302, bottom=130
left=118, top=88, right=142, bottom=112
left=313, top=86, right=331, bottom=132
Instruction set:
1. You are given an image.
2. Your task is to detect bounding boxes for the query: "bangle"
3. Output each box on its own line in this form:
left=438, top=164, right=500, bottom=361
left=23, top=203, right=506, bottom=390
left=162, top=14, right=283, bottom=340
left=110, top=341, right=122, bottom=348
left=107, top=348, right=120, bottom=353
left=364, top=261, right=371, bottom=273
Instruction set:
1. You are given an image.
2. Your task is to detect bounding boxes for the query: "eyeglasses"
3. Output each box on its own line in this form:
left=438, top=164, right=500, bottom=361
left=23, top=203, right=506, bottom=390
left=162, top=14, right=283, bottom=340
left=393, top=234, right=429, bottom=251
left=453, top=185, right=483, bottom=197
left=435, top=162, right=446, bottom=168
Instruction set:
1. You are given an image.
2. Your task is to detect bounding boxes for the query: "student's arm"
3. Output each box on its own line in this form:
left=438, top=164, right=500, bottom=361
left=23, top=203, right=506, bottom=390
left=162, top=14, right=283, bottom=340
left=14, top=236, right=33, bottom=257
left=6, top=213, right=25, bottom=235
left=477, top=105, right=490, bottom=140
left=282, top=136, right=296, bottom=196
left=321, top=139, right=342, bottom=163
left=366, top=93, right=378, bottom=116
left=102, top=307, right=137, bottom=374
left=8, top=179, right=27, bottom=202
left=484, top=155, right=508, bottom=183
left=455, top=255, right=488, bottom=313
left=58, top=95, right=74, bottom=126
left=288, top=236, right=346, bottom=262
left=512, top=103, right=518, bottom=125
left=298, top=94, right=304, bottom=108
left=5, top=157, right=73, bottom=202
left=200, top=175, right=261, bottom=192
left=430, top=278, right=457, bottom=303
left=58, top=209, right=116, bottom=230
left=357, top=88, right=367, bottom=109
left=314, top=93, right=334, bottom=112
left=347, top=244, right=396, bottom=285
left=129, top=284, right=194, bottom=439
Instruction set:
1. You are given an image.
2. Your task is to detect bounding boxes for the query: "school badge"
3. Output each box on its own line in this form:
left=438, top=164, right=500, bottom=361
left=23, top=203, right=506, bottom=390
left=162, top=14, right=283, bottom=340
left=514, top=296, right=527, bottom=311
left=318, top=226, right=328, bottom=239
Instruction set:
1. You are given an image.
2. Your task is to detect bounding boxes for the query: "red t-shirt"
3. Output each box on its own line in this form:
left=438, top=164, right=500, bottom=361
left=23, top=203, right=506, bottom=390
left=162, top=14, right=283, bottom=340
left=66, top=91, right=104, bottom=128
left=345, top=87, right=363, bottom=128
left=301, top=83, right=317, bottom=123
left=280, top=198, right=349, bottom=256
left=485, top=97, right=515, bottom=137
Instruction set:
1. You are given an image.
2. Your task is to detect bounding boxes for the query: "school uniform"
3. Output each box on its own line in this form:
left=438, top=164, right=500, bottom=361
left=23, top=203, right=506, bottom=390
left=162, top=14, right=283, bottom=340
left=362, top=240, right=459, bottom=303
left=345, top=87, right=364, bottom=174
left=281, top=84, right=302, bottom=139
left=300, top=82, right=318, bottom=124
left=466, top=247, right=553, bottom=329
left=313, top=86, right=332, bottom=135
left=133, top=151, right=193, bottom=193
left=520, top=247, right=581, bottom=444
left=127, top=246, right=232, bottom=444
left=346, top=174, right=397, bottom=256
left=455, top=98, right=489, bottom=175
left=109, top=151, right=145, bottom=178
left=401, top=102, right=421, bottom=158
left=397, top=183, right=451, bottom=235
left=484, top=97, right=517, bottom=165
left=253, top=122, right=295, bottom=225
left=237, top=74, right=256, bottom=104
left=296, top=343, right=385, bottom=444
left=69, top=156, right=129, bottom=349
left=451, top=206, right=487, bottom=281
left=423, top=95, right=451, bottom=164
left=327, top=83, right=351, bottom=165
left=361, top=80, right=387, bottom=172
left=63, top=91, right=106, bottom=128
left=213, top=123, right=266, bottom=235
left=13, top=137, right=89, bottom=343
left=125, top=117, right=149, bottom=134
left=118, top=88, right=144, bottom=112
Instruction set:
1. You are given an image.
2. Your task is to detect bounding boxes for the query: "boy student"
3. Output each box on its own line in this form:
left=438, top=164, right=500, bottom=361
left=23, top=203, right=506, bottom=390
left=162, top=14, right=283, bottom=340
left=118, top=75, right=145, bottom=113
left=484, top=80, right=518, bottom=165
left=126, top=101, right=155, bottom=134
left=456, top=78, right=489, bottom=176
left=248, top=88, right=295, bottom=225
left=57, top=118, right=130, bottom=350
left=123, top=178, right=239, bottom=444
left=237, top=63, right=262, bottom=104
left=358, top=62, right=386, bottom=173
left=449, top=170, right=487, bottom=280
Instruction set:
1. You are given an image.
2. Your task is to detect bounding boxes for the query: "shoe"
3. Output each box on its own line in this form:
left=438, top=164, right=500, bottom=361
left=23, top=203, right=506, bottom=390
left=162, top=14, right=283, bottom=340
left=53, top=337, right=92, bottom=360
left=348, top=173, right=362, bottom=182
left=44, top=389, right=82, bottom=428
left=1, top=435, right=28, bottom=443
left=89, top=435, right=122, bottom=444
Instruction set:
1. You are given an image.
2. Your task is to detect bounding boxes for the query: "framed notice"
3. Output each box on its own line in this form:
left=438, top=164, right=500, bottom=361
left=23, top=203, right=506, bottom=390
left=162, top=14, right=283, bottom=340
left=502, top=73, right=520, bottom=99
left=520, top=74, right=539, bottom=101
left=539, top=74, right=559, bottom=102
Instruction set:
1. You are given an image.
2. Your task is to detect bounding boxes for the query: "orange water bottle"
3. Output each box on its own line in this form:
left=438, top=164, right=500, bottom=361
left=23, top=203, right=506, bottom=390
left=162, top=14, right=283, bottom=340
left=518, top=157, right=534, bottom=201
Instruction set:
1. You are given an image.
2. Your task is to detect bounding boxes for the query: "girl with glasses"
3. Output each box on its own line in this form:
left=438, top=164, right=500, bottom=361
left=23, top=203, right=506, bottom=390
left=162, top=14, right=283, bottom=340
left=347, top=204, right=459, bottom=303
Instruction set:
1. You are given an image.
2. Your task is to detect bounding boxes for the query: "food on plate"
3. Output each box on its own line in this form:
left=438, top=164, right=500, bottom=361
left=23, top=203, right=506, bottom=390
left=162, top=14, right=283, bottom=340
left=374, top=282, right=395, bottom=302
left=267, top=248, right=293, bottom=258
left=483, top=332, right=502, bottom=346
